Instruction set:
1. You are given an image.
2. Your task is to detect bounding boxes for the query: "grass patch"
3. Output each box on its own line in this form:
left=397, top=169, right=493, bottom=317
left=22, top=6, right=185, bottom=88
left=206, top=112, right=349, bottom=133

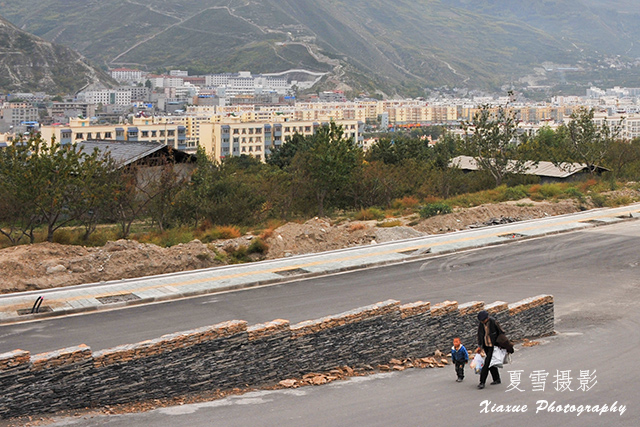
left=354, top=207, right=386, bottom=221
left=197, top=225, right=242, bottom=242
left=604, top=195, right=633, bottom=207
left=349, top=223, right=367, bottom=232
left=134, top=227, right=195, bottom=247
left=391, top=196, right=420, bottom=210
left=376, top=220, right=402, bottom=227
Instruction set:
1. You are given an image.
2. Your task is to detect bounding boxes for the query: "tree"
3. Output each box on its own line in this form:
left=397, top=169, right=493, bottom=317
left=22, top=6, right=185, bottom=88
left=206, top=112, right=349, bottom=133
left=0, top=139, right=40, bottom=244
left=266, top=133, right=307, bottom=169
left=146, top=152, right=187, bottom=231
left=0, top=135, right=121, bottom=244
left=553, top=107, right=619, bottom=174
left=460, top=105, right=529, bottom=186
left=292, top=122, right=362, bottom=216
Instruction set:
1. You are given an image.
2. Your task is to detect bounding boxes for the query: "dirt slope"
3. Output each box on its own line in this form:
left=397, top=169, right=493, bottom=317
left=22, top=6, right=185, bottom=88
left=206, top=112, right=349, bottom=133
left=0, top=199, right=582, bottom=293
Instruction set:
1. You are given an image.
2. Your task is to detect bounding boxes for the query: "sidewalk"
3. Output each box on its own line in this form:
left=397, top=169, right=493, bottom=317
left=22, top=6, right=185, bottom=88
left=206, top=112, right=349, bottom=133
left=2, top=204, right=639, bottom=324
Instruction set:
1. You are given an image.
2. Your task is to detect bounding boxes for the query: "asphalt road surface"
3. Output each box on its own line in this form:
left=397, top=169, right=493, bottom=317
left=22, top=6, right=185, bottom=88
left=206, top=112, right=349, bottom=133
left=1, top=220, right=639, bottom=426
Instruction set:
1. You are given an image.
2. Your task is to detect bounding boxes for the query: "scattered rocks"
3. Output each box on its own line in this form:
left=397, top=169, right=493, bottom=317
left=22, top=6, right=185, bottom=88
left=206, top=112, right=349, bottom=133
left=468, top=216, right=521, bottom=229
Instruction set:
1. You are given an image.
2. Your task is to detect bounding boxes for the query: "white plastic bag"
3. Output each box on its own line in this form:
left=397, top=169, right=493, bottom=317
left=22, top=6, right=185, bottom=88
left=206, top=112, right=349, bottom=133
left=470, top=353, right=484, bottom=374
left=490, top=347, right=507, bottom=369
left=503, top=353, right=512, bottom=365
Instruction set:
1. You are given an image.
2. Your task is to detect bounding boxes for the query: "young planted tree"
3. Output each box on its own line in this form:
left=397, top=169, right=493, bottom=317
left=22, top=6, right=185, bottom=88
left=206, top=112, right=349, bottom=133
left=0, top=139, right=40, bottom=244
left=553, top=107, right=620, bottom=174
left=460, top=105, right=529, bottom=186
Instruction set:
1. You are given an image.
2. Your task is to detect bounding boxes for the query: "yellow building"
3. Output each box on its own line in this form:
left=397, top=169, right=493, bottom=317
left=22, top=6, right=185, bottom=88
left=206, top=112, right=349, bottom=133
left=40, top=117, right=187, bottom=149
left=200, top=119, right=362, bottom=162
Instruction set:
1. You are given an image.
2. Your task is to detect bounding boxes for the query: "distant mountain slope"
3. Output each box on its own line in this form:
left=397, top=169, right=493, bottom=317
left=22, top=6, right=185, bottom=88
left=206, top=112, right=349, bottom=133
left=448, top=0, right=640, bottom=57
left=0, top=15, right=113, bottom=94
left=0, top=1, right=635, bottom=94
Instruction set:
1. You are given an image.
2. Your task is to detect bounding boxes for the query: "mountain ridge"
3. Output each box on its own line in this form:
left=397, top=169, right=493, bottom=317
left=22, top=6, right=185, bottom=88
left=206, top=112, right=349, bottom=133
left=1, top=1, right=637, bottom=95
left=0, top=15, right=113, bottom=94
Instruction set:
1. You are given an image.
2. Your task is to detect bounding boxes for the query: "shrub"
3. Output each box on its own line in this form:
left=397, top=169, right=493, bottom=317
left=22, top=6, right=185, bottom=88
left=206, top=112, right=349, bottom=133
left=563, top=187, right=586, bottom=203
left=605, top=195, right=632, bottom=207
left=162, top=229, right=195, bottom=247
left=196, top=252, right=212, bottom=261
left=391, top=196, right=420, bottom=210
left=420, top=202, right=452, bottom=218
left=248, top=237, right=269, bottom=254
left=354, top=207, right=386, bottom=221
left=499, top=186, right=528, bottom=202
left=52, top=229, right=74, bottom=245
left=539, top=183, right=563, bottom=199
left=86, top=228, right=118, bottom=247
left=590, top=193, right=607, bottom=208
left=349, top=223, right=367, bottom=232
left=225, top=244, right=249, bottom=263
left=198, top=225, right=242, bottom=242
left=215, top=225, right=242, bottom=239
left=578, top=179, right=598, bottom=192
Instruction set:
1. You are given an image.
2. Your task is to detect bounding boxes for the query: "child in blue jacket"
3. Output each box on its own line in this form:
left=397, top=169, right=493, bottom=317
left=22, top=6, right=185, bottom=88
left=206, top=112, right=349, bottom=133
left=451, top=337, right=469, bottom=382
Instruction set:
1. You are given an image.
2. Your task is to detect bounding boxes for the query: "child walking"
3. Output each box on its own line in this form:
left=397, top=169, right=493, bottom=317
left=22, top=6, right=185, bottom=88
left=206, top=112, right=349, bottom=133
left=451, top=337, right=469, bottom=382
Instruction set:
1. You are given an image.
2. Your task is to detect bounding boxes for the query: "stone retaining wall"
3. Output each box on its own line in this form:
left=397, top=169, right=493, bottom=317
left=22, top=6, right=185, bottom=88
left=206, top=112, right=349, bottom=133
left=0, top=294, right=553, bottom=419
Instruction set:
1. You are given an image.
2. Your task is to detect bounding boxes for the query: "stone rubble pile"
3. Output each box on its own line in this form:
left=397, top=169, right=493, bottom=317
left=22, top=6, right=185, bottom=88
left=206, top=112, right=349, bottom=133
left=277, top=353, right=451, bottom=389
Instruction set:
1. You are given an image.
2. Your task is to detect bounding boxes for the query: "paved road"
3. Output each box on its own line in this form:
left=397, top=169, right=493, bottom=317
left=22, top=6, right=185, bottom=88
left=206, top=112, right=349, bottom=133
left=19, top=218, right=639, bottom=426
left=1, top=218, right=639, bottom=356
left=2, top=218, right=640, bottom=426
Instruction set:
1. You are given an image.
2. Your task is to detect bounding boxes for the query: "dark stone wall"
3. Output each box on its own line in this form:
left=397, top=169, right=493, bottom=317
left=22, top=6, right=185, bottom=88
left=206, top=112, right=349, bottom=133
left=0, top=295, right=554, bottom=419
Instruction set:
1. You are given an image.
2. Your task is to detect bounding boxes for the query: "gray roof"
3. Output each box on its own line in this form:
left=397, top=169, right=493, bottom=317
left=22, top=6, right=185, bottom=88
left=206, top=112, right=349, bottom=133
left=77, top=141, right=166, bottom=167
left=450, top=155, right=601, bottom=178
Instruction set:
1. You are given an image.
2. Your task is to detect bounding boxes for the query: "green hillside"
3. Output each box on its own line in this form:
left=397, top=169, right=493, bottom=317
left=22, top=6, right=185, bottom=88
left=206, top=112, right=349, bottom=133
left=0, top=0, right=634, bottom=95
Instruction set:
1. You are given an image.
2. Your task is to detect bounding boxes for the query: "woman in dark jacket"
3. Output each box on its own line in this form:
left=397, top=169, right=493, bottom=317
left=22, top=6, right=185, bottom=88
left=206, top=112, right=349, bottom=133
left=476, top=310, right=504, bottom=389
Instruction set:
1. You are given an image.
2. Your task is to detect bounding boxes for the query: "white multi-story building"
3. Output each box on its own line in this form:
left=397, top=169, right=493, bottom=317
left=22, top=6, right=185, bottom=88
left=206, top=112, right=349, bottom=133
left=78, top=89, right=132, bottom=106
left=110, top=68, right=145, bottom=83
left=204, top=71, right=292, bottom=96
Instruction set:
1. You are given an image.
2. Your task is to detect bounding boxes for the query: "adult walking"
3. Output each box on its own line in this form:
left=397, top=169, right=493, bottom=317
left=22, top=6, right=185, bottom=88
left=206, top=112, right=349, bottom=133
left=476, top=310, right=504, bottom=389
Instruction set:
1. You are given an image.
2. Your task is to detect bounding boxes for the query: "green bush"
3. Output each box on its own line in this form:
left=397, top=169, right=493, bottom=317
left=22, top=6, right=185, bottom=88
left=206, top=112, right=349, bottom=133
left=248, top=237, right=269, bottom=254
left=355, top=207, right=386, bottom=221
left=499, top=186, right=528, bottom=202
left=420, top=202, right=452, bottom=218
left=563, top=187, right=586, bottom=203
left=539, top=183, right=563, bottom=199
left=591, top=193, right=607, bottom=208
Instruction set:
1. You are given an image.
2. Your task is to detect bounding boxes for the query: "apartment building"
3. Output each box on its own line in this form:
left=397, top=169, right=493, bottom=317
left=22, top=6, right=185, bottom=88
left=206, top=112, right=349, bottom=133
left=593, top=113, right=640, bottom=140
left=0, top=103, right=39, bottom=127
left=110, top=68, right=145, bottom=83
left=40, top=117, right=186, bottom=149
left=200, top=119, right=362, bottom=162
left=204, top=71, right=291, bottom=96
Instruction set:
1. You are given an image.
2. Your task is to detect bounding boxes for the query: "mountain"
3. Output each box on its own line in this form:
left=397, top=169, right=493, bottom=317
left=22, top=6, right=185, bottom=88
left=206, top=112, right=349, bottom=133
left=0, top=15, right=113, bottom=94
left=1, top=1, right=637, bottom=95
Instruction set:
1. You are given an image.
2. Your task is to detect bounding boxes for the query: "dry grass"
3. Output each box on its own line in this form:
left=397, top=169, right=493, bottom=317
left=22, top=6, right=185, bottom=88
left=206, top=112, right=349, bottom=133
left=348, top=223, right=367, bottom=232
